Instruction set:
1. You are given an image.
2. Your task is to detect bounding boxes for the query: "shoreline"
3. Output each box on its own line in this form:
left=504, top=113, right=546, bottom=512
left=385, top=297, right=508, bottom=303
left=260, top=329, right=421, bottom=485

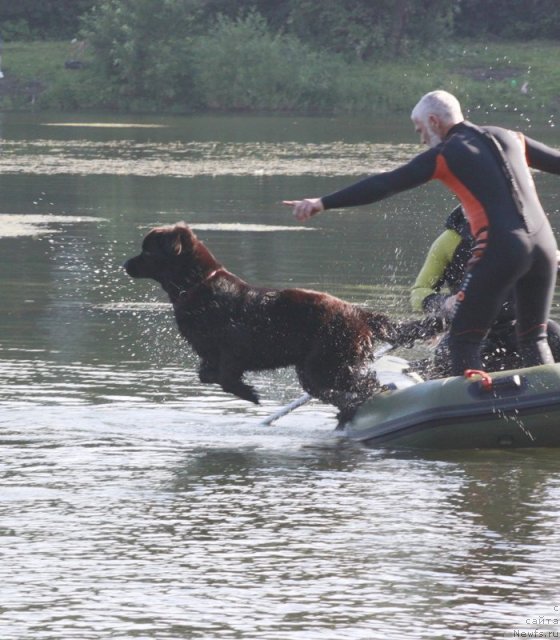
left=0, top=39, right=559, bottom=116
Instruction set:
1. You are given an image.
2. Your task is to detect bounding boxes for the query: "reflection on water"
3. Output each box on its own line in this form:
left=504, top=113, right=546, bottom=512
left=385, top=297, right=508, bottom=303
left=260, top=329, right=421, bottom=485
left=0, top=214, right=103, bottom=237
left=0, top=138, right=419, bottom=177
left=43, top=122, right=169, bottom=128
left=1, top=112, right=560, bottom=639
left=2, top=408, right=560, bottom=638
left=0, top=351, right=310, bottom=411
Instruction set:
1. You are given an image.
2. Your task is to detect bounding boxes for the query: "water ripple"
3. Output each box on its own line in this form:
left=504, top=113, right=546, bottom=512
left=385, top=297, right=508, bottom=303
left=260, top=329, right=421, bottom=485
left=2, top=117, right=560, bottom=640
left=1, top=416, right=559, bottom=639
left=0, top=139, right=419, bottom=177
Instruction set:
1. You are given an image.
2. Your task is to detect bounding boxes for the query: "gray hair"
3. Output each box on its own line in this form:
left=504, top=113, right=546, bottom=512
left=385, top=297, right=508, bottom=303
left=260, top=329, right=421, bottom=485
left=411, top=90, right=464, bottom=125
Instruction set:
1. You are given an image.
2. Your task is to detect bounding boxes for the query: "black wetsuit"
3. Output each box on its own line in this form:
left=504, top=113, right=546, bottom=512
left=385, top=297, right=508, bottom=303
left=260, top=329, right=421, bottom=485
left=321, top=121, right=560, bottom=375
left=426, top=208, right=560, bottom=376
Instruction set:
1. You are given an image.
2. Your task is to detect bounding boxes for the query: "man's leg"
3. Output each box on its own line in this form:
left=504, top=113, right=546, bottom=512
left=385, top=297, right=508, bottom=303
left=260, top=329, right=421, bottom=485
left=514, top=240, right=557, bottom=367
left=448, top=333, right=484, bottom=375
left=448, top=244, right=520, bottom=376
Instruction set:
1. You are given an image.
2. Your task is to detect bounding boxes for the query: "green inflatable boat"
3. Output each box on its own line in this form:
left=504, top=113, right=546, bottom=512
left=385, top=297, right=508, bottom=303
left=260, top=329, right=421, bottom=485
left=343, top=358, right=560, bottom=449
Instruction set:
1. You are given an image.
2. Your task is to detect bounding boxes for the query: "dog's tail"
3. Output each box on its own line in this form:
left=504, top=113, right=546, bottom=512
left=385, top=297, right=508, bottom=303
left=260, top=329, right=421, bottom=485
left=367, top=313, right=444, bottom=348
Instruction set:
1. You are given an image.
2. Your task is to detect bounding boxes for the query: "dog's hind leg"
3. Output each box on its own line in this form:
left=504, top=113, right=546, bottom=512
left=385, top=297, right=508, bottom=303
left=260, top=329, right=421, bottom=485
left=296, top=351, right=378, bottom=425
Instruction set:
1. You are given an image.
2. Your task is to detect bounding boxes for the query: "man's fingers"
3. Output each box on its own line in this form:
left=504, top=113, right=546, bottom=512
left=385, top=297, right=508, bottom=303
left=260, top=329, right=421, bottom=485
left=283, top=198, right=322, bottom=221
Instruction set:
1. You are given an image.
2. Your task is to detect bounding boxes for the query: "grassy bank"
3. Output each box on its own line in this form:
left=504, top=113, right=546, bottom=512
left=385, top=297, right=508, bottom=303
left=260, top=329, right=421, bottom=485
left=1, top=38, right=559, bottom=116
left=0, top=40, right=107, bottom=111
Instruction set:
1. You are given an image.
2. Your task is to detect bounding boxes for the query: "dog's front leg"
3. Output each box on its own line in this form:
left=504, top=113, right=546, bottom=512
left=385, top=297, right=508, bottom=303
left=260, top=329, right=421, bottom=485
left=218, top=356, right=260, bottom=404
left=220, top=376, right=260, bottom=404
left=198, top=358, right=219, bottom=384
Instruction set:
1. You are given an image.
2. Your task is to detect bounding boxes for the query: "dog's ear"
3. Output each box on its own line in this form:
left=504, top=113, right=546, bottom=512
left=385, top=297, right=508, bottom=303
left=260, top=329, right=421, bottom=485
left=168, top=223, right=196, bottom=256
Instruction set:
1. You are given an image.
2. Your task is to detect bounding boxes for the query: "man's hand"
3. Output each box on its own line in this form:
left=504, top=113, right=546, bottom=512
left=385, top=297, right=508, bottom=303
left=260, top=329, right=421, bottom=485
left=283, top=198, right=324, bottom=222
left=442, top=294, right=458, bottom=320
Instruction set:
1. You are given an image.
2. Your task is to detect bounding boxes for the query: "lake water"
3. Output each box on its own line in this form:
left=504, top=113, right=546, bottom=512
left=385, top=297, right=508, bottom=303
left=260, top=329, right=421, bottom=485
left=1, top=111, right=560, bottom=639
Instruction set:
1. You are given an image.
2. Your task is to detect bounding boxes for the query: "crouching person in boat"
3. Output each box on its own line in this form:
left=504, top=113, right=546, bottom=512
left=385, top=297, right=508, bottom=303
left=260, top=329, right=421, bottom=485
left=411, top=205, right=560, bottom=378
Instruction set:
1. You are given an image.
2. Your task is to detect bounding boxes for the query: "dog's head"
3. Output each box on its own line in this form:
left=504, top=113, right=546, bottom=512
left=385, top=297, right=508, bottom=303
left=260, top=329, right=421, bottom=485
left=124, top=223, right=218, bottom=288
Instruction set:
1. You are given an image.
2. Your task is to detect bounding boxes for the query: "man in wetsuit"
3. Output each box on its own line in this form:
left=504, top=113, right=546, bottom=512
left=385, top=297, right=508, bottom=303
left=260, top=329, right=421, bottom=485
left=411, top=205, right=560, bottom=376
left=284, top=90, right=560, bottom=376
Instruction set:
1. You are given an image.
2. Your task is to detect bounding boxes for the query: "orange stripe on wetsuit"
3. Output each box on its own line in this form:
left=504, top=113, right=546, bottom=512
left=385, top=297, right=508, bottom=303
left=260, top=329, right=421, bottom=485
left=433, top=154, right=489, bottom=239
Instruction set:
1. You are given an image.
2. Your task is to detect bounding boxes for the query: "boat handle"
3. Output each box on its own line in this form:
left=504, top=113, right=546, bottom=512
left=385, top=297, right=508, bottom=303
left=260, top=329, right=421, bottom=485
left=464, top=369, right=493, bottom=391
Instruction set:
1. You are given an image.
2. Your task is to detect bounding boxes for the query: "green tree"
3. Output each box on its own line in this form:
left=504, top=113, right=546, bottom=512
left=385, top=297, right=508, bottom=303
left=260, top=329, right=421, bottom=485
left=192, top=11, right=344, bottom=111
left=81, top=0, right=204, bottom=109
left=0, top=0, right=95, bottom=40
left=456, top=0, right=560, bottom=39
left=189, top=0, right=292, bottom=31
left=287, top=0, right=455, bottom=59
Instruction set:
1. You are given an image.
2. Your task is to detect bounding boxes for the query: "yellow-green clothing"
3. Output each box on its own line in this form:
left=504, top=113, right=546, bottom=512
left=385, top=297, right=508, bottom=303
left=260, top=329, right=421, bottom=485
left=410, top=229, right=462, bottom=313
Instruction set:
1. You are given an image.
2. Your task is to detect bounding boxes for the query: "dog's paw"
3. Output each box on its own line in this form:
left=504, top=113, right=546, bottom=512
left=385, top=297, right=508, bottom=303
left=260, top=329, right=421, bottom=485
left=239, top=384, right=260, bottom=405
left=247, top=391, right=260, bottom=405
left=221, top=381, right=260, bottom=405
left=335, top=405, right=359, bottom=429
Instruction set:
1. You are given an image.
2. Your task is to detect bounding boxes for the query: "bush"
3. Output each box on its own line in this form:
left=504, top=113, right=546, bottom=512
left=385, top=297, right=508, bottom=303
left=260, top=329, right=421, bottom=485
left=1, top=19, right=34, bottom=42
left=0, top=0, right=96, bottom=41
left=287, top=0, right=455, bottom=60
left=80, top=0, right=202, bottom=111
left=192, top=12, right=345, bottom=112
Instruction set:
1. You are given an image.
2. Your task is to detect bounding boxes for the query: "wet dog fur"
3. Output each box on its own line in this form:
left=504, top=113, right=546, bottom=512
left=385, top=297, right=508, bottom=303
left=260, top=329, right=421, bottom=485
left=124, top=223, right=441, bottom=420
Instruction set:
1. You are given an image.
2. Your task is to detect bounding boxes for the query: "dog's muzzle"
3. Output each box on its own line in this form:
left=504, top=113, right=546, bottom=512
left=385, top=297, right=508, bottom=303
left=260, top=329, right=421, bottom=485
left=123, top=258, right=140, bottom=277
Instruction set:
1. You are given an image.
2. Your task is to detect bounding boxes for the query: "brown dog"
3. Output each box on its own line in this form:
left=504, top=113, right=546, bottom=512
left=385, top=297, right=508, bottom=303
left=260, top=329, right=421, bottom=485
left=124, top=223, right=441, bottom=419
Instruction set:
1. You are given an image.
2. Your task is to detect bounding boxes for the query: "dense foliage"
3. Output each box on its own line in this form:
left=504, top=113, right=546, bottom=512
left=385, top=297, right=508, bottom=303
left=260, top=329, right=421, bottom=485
left=455, top=0, right=560, bottom=40
left=76, top=0, right=457, bottom=111
left=192, top=12, right=345, bottom=111
left=0, top=0, right=95, bottom=40
left=3, top=0, right=560, bottom=48
left=1, top=0, right=559, bottom=113
left=79, top=0, right=202, bottom=109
